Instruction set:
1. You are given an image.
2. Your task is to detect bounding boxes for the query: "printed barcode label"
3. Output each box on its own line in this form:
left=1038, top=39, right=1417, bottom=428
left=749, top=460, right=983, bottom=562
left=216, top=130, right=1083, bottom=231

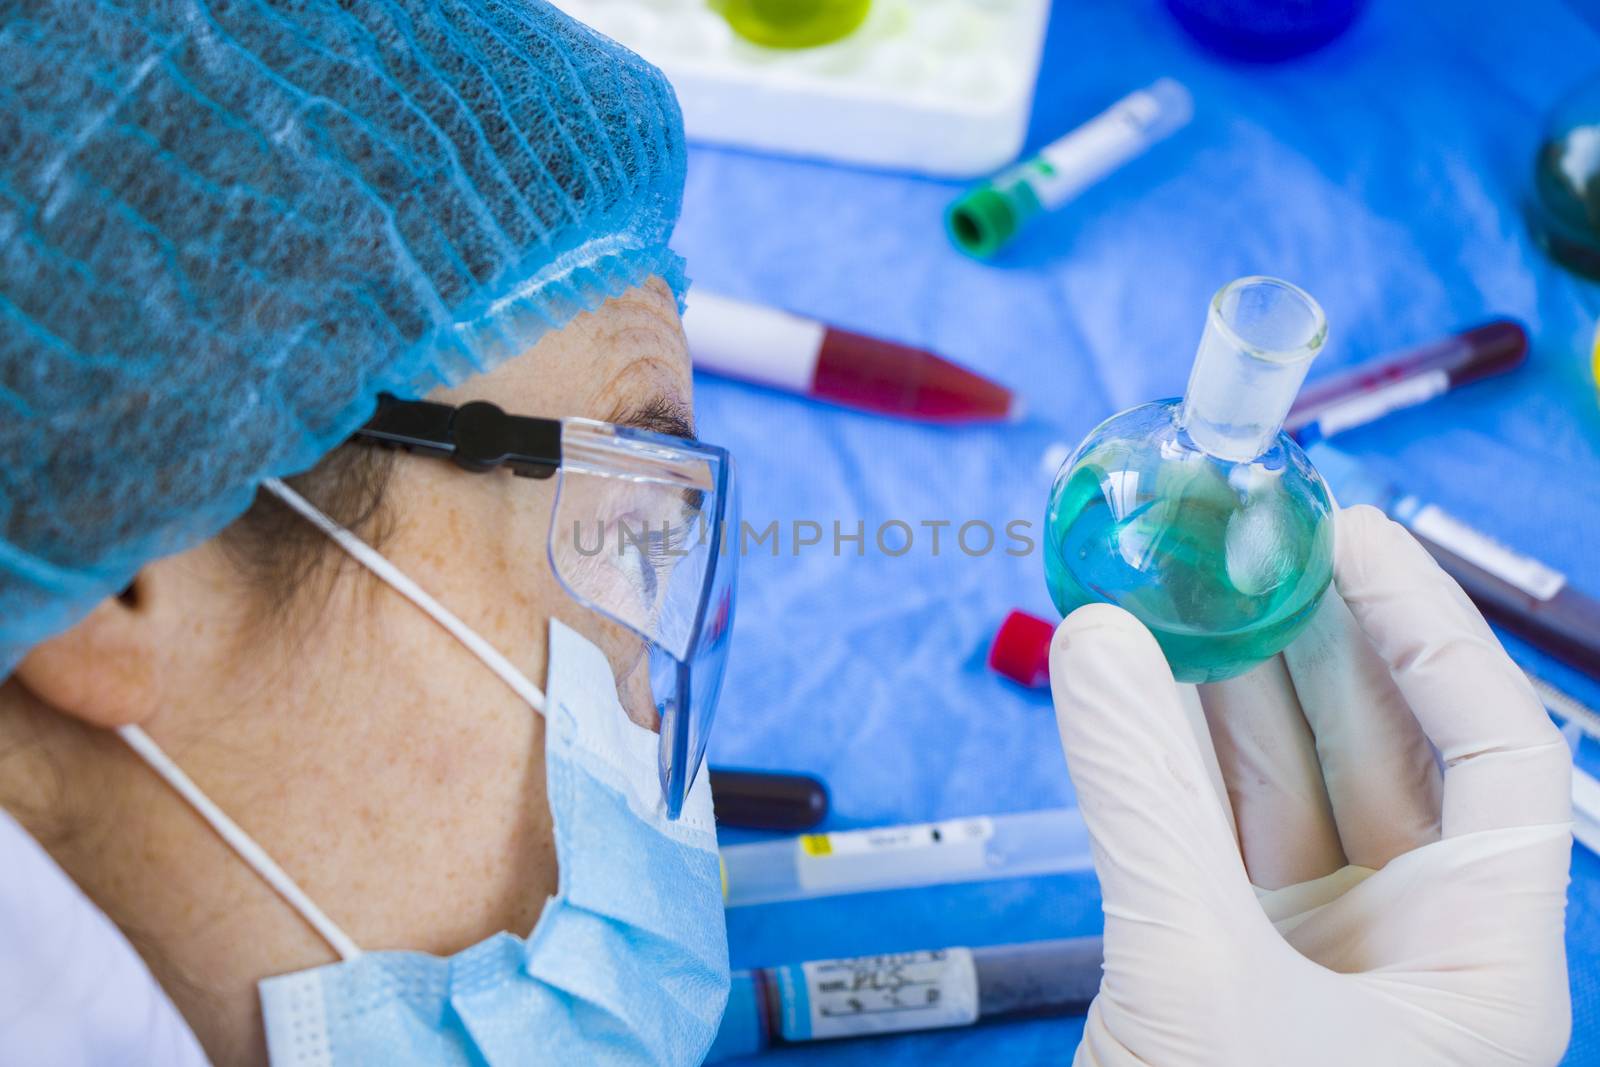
left=776, top=949, right=980, bottom=1041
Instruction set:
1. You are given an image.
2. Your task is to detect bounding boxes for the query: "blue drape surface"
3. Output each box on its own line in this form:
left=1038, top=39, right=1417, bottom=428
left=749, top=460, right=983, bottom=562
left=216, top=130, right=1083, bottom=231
left=676, top=2, right=1600, bottom=1061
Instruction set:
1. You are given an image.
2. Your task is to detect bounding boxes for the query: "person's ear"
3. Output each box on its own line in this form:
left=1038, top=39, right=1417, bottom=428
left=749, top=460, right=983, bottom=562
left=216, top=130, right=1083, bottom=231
left=15, top=577, right=163, bottom=728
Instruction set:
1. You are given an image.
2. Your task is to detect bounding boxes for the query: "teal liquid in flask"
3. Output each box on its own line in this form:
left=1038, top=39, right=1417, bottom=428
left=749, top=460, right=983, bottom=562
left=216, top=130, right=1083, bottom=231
left=1044, top=276, right=1335, bottom=683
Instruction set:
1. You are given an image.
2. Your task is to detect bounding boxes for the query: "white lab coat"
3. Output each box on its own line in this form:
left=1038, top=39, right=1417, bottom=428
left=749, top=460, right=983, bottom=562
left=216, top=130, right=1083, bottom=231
left=0, top=809, right=210, bottom=1066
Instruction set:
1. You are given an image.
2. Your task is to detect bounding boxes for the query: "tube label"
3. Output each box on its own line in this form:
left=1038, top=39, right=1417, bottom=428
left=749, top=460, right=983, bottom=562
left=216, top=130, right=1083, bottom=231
left=795, top=817, right=994, bottom=893
left=1406, top=503, right=1567, bottom=601
left=1021, top=79, right=1192, bottom=210
left=775, top=949, right=980, bottom=1041
left=1310, top=369, right=1450, bottom=437
left=681, top=290, right=825, bottom=391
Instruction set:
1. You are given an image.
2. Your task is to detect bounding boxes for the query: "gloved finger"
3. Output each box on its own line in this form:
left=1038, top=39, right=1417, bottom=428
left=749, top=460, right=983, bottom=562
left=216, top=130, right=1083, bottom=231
left=1052, top=604, right=1266, bottom=944
left=1283, top=590, right=1442, bottom=868
left=1335, top=506, right=1570, bottom=836
left=1198, top=657, right=1345, bottom=889
left=1175, top=683, right=1240, bottom=845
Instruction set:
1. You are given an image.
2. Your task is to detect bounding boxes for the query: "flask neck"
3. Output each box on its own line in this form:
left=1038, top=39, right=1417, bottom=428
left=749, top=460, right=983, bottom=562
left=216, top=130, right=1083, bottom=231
left=1178, top=276, right=1326, bottom=462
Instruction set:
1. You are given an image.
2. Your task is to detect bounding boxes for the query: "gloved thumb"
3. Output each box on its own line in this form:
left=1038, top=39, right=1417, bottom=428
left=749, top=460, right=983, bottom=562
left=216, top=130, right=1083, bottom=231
left=1051, top=605, right=1264, bottom=955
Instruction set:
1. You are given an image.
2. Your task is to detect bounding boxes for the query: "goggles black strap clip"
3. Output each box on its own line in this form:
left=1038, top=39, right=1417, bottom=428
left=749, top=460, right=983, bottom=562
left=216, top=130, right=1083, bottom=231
left=356, top=394, right=561, bottom=479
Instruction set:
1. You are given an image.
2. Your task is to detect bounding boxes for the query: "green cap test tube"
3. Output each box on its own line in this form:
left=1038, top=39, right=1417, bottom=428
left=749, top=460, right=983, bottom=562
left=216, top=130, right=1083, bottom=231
left=948, top=78, right=1194, bottom=259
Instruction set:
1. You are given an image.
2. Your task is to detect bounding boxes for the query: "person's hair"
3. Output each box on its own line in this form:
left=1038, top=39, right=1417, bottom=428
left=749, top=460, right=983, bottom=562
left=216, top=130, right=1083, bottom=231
left=218, top=440, right=398, bottom=621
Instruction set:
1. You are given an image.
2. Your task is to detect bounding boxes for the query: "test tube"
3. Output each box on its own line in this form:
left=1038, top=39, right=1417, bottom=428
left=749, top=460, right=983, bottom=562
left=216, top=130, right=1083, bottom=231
left=947, top=79, right=1194, bottom=259
left=1285, top=319, right=1528, bottom=439
left=683, top=290, right=1020, bottom=423
left=1307, top=442, right=1600, bottom=682
left=706, top=936, right=1103, bottom=1060
left=1037, top=323, right=1528, bottom=483
left=710, top=767, right=830, bottom=832
left=720, top=808, right=1093, bottom=908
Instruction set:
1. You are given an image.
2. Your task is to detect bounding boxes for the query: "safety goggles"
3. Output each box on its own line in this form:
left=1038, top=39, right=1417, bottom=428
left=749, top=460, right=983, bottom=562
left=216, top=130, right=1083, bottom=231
left=355, top=395, right=738, bottom=820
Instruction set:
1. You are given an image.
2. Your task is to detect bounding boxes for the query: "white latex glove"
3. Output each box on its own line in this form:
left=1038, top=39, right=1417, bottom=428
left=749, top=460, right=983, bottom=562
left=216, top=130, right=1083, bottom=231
left=1051, top=505, right=1573, bottom=1067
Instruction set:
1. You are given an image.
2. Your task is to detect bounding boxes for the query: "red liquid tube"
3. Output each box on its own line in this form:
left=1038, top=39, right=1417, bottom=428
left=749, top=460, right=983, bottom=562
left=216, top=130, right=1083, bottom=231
left=1285, top=319, right=1527, bottom=439
left=682, top=290, right=1019, bottom=423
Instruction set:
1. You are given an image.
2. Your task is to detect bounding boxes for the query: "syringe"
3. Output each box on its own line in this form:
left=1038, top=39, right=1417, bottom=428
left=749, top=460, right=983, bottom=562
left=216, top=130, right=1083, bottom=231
left=706, top=935, right=1103, bottom=1060
left=720, top=808, right=1093, bottom=908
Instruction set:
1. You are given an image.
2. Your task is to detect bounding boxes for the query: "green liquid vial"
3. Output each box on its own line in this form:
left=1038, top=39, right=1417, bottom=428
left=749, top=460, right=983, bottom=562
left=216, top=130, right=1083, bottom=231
left=1529, top=74, right=1600, bottom=280
left=1044, top=277, right=1335, bottom=683
left=712, top=0, right=872, bottom=49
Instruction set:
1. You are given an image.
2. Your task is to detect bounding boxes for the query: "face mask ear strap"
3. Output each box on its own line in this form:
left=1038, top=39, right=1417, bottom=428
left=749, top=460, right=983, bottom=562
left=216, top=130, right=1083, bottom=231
left=262, top=479, right=549, bottom=716
left=117, top=724, right=364, bottom=962
left=114, top=480, right=556, bottom=968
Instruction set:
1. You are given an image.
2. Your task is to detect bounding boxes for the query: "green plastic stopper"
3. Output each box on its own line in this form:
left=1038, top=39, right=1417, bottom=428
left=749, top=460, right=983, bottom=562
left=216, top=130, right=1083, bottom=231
left=946, top=180, right=1042, bottom=260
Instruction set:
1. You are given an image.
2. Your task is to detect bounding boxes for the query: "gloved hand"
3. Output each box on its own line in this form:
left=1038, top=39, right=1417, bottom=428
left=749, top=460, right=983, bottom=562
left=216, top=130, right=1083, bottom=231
left=1051, top=505, right=1573, bottom=1066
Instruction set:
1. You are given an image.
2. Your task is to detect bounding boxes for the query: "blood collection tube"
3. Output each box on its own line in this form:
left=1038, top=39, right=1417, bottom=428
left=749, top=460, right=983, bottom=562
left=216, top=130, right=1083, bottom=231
left=1285, top=319, right=1528, bottom=439
left=946, top=79, right=1194, bottom=259
left=1308, top=441, right=1600, bottom=681
left=719, top=808, right=1093, bottom=908
left=682, top=290, right=1018, bottom=422
left=709, top=767, right=830, bottom=832
left=1038, top=321, right=1528, bottom=479
left=706, top=935, right=1103, bottom=1060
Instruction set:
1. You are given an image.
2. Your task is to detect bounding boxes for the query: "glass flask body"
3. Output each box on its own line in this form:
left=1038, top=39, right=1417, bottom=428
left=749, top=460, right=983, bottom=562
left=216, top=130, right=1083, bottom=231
left=1044, top=276, right=1335, bottom=683
left=1045, top=402, right=1333, bottom=683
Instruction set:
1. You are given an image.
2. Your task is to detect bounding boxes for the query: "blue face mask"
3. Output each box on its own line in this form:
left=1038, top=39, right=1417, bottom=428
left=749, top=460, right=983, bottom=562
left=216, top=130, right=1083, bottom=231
left=116, top=485, right=730, bottom=1066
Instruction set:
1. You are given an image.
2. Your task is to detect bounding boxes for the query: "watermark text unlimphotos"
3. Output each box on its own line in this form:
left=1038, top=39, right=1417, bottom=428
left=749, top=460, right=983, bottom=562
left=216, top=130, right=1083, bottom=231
left=571, top=518, right=1038, bottom=559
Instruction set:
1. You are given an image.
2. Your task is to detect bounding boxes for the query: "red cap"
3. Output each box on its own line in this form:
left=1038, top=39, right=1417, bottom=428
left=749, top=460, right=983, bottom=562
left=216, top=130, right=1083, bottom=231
left=987, top=610, right=1055, bottom=688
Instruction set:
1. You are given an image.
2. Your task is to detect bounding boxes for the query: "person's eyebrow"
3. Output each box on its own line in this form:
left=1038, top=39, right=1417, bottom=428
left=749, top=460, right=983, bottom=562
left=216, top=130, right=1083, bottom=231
left=609, top=394, right=696, bottom=440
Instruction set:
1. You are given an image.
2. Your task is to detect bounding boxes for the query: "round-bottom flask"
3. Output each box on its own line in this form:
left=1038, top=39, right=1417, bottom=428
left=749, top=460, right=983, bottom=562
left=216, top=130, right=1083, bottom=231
left=1044, top=277, right=1335, bottom=683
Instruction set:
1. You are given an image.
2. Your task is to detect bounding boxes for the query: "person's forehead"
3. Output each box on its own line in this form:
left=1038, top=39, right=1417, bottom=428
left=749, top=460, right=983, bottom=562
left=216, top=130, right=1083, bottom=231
left=577, top=282, right=694, bottom=435
left=437, top=282, right=692, bottom=430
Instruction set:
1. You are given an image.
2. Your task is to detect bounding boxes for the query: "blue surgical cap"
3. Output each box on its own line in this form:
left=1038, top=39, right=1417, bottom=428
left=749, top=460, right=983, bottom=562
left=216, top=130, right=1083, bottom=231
left=0, top=1, right=687, bottom=675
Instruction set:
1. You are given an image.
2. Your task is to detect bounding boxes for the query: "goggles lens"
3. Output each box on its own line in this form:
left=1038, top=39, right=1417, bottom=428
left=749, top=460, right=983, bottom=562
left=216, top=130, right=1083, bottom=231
left=549, top=419, right=738, bottom=818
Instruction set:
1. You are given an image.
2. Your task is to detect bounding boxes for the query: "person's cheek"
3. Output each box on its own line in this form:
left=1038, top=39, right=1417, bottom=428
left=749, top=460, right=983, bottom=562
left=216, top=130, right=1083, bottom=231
left=615, top=650, right=660, bottom=732
left=557, top=605, right=658, bottom=732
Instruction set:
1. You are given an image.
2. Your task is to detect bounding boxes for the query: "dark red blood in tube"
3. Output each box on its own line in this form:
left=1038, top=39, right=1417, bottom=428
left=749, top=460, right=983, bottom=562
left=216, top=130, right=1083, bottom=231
left=813, top=328, right=1018, bottom=423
